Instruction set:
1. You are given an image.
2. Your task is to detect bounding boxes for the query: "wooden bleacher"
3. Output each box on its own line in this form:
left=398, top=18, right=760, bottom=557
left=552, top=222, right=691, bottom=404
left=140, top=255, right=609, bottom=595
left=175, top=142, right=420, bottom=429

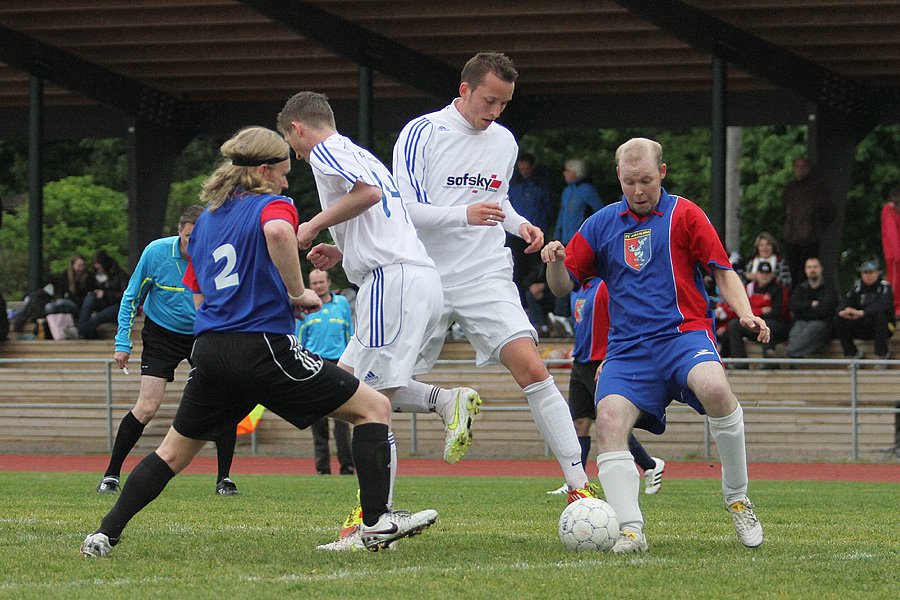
left=1, top=323, right=898, bottom=462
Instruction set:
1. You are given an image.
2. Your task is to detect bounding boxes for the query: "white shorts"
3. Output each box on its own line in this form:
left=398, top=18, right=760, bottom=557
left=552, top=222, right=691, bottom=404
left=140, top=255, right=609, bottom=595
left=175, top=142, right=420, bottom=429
left=421, top=267, right=537, bottom=369
left=340, top=263, right=443, bottom=390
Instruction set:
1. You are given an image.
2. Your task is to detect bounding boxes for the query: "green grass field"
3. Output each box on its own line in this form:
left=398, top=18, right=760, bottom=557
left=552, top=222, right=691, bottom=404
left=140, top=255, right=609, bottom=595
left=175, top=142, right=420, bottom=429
left=0, top=472, right=897, bottom=600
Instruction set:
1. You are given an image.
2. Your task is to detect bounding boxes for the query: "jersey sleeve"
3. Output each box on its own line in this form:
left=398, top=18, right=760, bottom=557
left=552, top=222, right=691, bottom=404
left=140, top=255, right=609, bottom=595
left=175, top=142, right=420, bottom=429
left=392, top=116, right=434, bottom=205
left=564, top=231, right=599, bottom=287
left=681, top=201, right=731, bottom=270
left=260, top=199, right=299, bottom=230
left=114, top=244, right=155, bottom=353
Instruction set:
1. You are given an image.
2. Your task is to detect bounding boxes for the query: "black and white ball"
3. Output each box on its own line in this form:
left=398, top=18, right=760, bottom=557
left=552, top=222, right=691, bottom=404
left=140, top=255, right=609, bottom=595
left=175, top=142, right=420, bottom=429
left=559, top=497, right=619, bottom=552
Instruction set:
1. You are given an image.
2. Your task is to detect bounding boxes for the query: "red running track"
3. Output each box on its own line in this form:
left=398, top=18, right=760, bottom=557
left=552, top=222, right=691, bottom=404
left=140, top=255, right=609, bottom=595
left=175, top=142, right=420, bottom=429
left=0, top=455, right=897, bottom=482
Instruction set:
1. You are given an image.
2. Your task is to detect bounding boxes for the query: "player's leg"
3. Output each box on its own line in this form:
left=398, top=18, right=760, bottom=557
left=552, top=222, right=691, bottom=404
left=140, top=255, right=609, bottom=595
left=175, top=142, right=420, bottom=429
left=213, top=429, right=239, bottom=495
left=82, top=426, right=206, bottom=557
left=594, top=393, right=647, bottom=553
left=98, top=375, right=167, bottom=493
left=499, top=337, right=591, bottom=492
left=333, top=419, right=354, bottom=474
left=687, top=360, right=763, bottom=547
left=310, top=418, right=332, bottom=474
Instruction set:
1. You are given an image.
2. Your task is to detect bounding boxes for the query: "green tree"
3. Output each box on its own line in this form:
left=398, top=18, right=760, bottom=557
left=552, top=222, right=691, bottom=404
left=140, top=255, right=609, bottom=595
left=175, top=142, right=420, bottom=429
left=0, top=176, right=127, bottom=298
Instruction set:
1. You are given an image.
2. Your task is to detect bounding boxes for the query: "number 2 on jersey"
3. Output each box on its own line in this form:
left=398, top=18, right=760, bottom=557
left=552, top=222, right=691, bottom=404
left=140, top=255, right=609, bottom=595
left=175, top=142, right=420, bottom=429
left=212, top=244, right=240, bottom=290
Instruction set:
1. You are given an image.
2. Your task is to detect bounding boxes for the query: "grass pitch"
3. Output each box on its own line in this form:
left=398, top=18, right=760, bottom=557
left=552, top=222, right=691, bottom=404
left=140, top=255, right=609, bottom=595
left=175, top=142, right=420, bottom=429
left=0, top=472, right=897, bottom=600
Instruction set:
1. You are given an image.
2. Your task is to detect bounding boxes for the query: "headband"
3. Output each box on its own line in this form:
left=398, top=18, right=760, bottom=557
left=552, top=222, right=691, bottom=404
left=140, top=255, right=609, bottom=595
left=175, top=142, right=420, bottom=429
left=230, top=153, right=290, bottom=167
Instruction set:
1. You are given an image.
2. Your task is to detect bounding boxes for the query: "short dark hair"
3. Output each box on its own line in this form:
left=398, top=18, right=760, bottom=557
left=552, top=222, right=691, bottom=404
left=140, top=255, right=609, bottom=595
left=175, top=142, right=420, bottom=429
left=461, top=52, right=518, bottom=89
left=277, top=91, right=336, bottom=134
left=517, top=152, right=536, bottom=165
left=179, top=205, right=204, bottom=231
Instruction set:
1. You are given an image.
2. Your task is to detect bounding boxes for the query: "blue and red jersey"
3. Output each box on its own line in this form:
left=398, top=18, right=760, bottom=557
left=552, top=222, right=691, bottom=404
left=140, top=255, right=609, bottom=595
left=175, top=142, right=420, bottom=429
left=565, top=188, right=731, bottom=345
left=184, top=193, right=299, bottom=336
left=570, top=277, right=609, bottom=363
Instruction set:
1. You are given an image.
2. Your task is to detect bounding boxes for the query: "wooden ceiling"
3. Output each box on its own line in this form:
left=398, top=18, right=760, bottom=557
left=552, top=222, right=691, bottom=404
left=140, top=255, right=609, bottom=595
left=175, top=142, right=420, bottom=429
left=1, top=0, right=899, bottom=135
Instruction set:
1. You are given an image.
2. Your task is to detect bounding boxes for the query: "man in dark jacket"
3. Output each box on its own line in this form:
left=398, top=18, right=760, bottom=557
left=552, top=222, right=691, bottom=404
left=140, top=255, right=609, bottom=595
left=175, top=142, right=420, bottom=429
left=782, top=157, right=834, bottom=287
left=786, top=257, right=838, bottom=358
left=835, top=260, right=895, bottom=361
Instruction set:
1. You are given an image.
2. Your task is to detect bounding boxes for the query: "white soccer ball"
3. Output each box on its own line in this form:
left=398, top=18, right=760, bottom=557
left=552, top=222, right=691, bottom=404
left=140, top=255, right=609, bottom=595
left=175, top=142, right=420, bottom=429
left=559, top=497, right=619, bottom=552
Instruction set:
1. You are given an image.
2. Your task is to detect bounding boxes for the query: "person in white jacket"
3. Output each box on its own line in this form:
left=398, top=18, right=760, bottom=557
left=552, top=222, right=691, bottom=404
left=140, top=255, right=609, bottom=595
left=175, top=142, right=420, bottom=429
left=392, top=52, right=596, bottom=501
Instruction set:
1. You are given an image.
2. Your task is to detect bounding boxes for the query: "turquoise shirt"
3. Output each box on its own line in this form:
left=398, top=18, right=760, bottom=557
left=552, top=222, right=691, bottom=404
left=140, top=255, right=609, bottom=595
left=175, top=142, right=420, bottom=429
left=296, top=292, right=353, bottom=360
left=115, top=236, right=195, bottom=353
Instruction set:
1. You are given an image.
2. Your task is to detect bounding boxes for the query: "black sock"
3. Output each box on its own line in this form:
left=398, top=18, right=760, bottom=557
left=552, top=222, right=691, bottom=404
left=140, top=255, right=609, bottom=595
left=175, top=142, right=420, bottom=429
left=578, top=435, right=591, bottom=469
left=105, top=411, right=146, bottom=478
left=351, top=422, right=390, bottom=527
left=628, top=434, right=656, bottom=471
left=98, top=452, right=175, bottom=541
left=215, top=430, right=237, bottom=482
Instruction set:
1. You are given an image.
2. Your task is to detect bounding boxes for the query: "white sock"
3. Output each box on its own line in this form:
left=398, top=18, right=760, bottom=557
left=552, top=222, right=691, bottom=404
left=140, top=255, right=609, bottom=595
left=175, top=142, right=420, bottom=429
left=597, top=450, right=643, bottom=533
left=390, top=380, right=450, bottom=414
left=707, top=404, right=749, bottom=503
left=523, top=376, right=588, bottom=488
left=387, top=431, right=397, bottom=511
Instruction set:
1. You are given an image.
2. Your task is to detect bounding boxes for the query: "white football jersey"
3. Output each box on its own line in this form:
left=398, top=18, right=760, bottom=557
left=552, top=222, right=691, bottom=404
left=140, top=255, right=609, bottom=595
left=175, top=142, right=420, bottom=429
left=393, top=102, right=521, bottom=287
left=310, top=134, right=434, bottom=286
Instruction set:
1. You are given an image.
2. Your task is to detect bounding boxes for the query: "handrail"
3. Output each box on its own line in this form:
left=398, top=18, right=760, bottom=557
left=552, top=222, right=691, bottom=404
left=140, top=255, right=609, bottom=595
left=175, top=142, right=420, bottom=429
left=1, top=355, right=897, bottom=460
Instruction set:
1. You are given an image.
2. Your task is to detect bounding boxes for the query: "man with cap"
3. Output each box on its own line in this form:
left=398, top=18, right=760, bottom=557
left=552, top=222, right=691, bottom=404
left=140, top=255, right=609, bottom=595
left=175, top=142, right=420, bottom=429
left=835, top=260, right=895, bottom=363
left=725, top=260, right=790, bottom=365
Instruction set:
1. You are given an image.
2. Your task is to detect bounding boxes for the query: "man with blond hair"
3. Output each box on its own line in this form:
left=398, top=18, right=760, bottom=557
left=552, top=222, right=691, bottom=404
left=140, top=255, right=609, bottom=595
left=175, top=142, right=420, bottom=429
left=548, top=137, right=766, bottom=553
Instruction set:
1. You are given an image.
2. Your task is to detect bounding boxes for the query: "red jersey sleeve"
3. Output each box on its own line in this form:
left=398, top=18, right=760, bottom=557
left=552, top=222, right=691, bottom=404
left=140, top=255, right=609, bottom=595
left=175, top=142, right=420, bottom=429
left=565, top=232, right=598, bottom=286
left=183, top=257, right=200, bottom=292
left=260, top=199, right=299, bottom=231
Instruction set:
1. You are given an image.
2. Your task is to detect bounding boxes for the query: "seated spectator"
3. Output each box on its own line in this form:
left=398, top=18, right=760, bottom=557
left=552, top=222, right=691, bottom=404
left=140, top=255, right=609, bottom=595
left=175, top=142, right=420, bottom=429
left=507, top=152, right=553, bottom=306
left=11, top=284, right=54, bottom=335
left=834, top=260, right=895, bottom=362
left=725, top=261, right=790, bottom=366
left=78, top=250, right=128, bottom=339
left=46, top=253, right=94, bottom=316
left=745, top=232, right=792, bottom=290
left=785, top=257, right=838, bottom=359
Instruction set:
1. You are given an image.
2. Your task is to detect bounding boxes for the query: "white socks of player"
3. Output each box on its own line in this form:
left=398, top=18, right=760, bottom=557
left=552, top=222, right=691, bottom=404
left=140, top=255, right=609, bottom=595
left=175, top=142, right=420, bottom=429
left=390, top=380, right=449, bottom=414
left=597, top=450, right=644, bottom=533
left=523, top=376, right=588, bottom=488
left=707, top=404, right=750, bottom=503
left=387, top=431, right=397, bottom=511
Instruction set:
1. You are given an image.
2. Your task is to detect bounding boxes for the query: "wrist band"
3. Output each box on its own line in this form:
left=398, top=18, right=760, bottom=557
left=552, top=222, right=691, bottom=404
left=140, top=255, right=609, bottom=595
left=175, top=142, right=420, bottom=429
left=288, top=291, right=305, bottom=301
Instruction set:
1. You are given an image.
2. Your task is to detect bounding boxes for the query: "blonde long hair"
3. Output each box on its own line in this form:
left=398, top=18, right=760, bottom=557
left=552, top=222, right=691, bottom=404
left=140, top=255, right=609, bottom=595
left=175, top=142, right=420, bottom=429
left=200, top=126, right=291, bottom=211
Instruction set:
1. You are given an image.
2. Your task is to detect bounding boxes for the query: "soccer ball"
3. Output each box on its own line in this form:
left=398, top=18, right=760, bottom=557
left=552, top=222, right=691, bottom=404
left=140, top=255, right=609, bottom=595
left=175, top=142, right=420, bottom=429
left=559, top=497, right=619, bottom=552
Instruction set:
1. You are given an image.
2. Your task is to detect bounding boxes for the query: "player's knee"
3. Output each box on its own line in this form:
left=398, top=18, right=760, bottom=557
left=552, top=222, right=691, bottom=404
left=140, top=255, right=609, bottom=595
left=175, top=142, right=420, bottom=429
left=132, top=401, right=161, bottom=424
left=573, top=417, right=593, bottom=437
left=348, top=387, right=391, bottom=425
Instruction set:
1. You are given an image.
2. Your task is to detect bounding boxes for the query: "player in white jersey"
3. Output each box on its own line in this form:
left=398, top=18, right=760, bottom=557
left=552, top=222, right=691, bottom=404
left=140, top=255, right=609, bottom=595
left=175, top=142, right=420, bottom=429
left=278, top=92, right=481, bottom=550
left=392, top=52, right=597, bottom=500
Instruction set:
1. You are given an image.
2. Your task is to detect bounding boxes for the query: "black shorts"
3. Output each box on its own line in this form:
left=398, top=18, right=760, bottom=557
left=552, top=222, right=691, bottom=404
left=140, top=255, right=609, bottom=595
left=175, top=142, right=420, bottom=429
left=568, top=359, right=601, bottom=421
left=140, top=317, right=194, bottom=382
left=173, top=331, right=359, bottom=441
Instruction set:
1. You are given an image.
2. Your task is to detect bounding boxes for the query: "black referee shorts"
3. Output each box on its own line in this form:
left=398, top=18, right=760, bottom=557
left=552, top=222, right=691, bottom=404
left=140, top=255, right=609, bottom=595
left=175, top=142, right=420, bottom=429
left=568, top=359, right=602, bottom=421
left=173, top=331, right=359, bottom=442
left=139, top=316, right=194, bottom=382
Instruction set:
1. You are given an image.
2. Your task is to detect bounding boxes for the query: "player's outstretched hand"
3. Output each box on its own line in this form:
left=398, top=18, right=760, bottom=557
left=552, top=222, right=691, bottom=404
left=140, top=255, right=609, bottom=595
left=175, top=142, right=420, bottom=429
left=291, top=289, right=322, bottom=316
left=739, top=314, right=771, bottom=344
left=467, top=201, right=505, bottom=226
left=519, top=223, right=544, bottom=253
left=296, top=222, right=320, bottom=249
left=541, top=240, right=565, bottom=263
left=307, top=243, right=343, bottom=271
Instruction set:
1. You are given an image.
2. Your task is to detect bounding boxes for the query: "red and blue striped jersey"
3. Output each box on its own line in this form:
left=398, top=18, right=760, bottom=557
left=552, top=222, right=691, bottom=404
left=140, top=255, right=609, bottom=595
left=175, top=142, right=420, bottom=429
left=570, top=277, right=609, bottom=363
left=565, top=188, right=731, bottom=344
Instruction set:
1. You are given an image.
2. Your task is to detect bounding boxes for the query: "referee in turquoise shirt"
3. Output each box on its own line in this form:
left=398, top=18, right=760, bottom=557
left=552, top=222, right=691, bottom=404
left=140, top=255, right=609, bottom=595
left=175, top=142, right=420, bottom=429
left=96, top=206, right=240, bottom=496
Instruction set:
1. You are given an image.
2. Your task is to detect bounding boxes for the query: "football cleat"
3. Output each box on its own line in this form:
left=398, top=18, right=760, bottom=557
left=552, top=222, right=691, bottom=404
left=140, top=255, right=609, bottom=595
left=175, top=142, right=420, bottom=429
left=726, top=496, right=763, bottom=548
left=80, top=532, right=116, bottom=557
left=215, top=477, right=241, bottom=496
left=566, top=481, right=601, bottom=504
left=96, top=476, right=120, bottom=494
left=360, top=509, right=437, bottom=551
left=339, top=503, right=363, bottom=539
left=317, top=526, right=366, bottom=551
left=644, top=457, right=665, bottom=495
left=547, top=482, right=568, bottom=495
left=612, top=529, right=649, bottom=554
left=439, top=387, right=481, bottom=464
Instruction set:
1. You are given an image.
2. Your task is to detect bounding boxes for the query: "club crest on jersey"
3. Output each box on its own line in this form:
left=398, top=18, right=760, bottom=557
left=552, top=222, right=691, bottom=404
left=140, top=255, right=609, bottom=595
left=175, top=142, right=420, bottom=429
left=573, top=298, right=586, bottom=323
left=624, top=229, right=651, bottom=271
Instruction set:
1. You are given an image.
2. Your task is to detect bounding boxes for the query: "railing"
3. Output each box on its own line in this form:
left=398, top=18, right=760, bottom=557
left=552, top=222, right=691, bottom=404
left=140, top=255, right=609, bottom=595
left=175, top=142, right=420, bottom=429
left=1, top=356, right=897, bottom=460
